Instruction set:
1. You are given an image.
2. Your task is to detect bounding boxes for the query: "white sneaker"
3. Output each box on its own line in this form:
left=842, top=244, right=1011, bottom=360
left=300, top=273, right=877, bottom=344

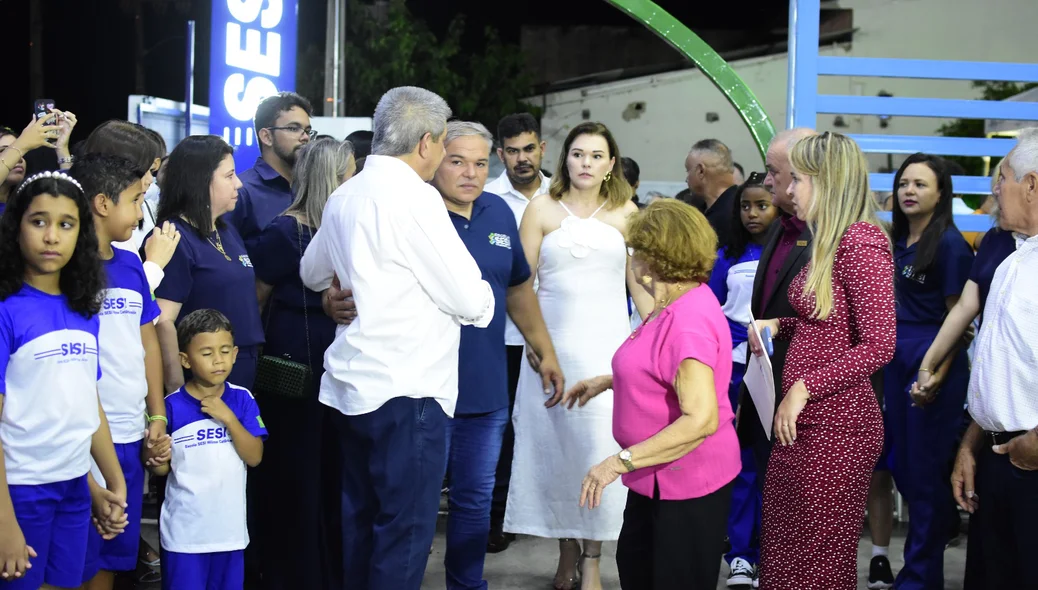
left=727, top=557, right=755, bottom=587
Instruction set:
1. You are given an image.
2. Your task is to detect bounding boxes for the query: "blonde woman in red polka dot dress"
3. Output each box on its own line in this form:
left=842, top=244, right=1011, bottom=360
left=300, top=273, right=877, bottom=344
left=751, top=132, right=896, bottom=590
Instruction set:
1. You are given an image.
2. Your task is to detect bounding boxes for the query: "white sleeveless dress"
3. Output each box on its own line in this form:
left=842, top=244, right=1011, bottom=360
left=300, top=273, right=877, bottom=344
left=503, top=202, right=630, bottom=540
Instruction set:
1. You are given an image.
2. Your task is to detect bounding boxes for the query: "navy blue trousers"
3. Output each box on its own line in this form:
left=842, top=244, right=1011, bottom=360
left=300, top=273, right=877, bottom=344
left=883, top=325, right=968, bottom=590
left=444, top=409, right=508, bottom=590
left=334, top=397, right=448, bottom=590
left=726, top=363, right=761, bottom=566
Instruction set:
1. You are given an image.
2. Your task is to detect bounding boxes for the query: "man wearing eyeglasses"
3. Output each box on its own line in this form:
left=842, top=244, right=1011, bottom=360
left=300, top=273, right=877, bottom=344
left=227, top=91, right=315, bottom=252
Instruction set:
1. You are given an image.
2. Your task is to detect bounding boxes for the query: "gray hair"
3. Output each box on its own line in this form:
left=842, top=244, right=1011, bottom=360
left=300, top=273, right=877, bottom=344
left=689, top=138, right=733, bottom=170
left=445, top=121, right=494, bottom=153
left=288, top=138, right=354, bottom=231
left=1008, top=127, right=1038, bottom=181
left=371, top=86, right=452, bottom=157
left=770, top=127, right=817, bottom=152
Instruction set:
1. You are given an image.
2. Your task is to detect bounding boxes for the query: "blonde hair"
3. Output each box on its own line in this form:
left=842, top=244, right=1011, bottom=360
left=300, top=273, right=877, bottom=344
left=790, top=132, right=884, bottom=320
left=288, top=138, right=354, bottom=230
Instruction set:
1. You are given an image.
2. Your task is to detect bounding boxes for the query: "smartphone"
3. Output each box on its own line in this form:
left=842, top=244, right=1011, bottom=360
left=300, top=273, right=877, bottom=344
left=34, top=99, right=55, bottom=121
left=34, top=99, right=58, bottom=145
left=761, top=326, right=775, bottom=357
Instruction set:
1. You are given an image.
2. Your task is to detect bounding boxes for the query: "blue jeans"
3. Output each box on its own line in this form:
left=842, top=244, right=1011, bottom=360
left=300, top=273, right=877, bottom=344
left=334, top=396, right=448, bottom=590
left=444, top=408, right=509, bottom=590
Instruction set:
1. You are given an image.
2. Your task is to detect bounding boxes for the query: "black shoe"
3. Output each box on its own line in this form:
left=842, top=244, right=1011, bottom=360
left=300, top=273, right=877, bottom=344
left=867, top=555, right=895, bottom=589
left=486, top=529, right=516, bottom=553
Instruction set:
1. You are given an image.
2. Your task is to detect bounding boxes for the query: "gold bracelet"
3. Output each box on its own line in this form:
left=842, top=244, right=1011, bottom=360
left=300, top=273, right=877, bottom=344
left=4, top=145, right=23, bottom=159
left=919, top=368, right=933, bottom=374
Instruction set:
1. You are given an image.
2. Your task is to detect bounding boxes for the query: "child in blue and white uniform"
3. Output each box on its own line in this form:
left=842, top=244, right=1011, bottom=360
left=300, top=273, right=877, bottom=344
left=707, top=172, right=779, bottom=587
left=146, top=309, right=266, bottom=590
left=0, top=171, right=127, bottom=588
left=70, top=154, right=167, bottom=589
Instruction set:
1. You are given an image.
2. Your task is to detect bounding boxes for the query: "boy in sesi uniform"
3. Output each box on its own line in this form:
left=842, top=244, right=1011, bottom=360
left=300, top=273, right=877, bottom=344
left=147, top=309, right=266, bottom=590
left=71, top=154, right=168, bottom=590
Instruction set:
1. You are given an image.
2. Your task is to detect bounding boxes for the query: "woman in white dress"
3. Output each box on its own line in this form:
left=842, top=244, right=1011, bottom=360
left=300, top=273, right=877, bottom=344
left=505, top=122, right=652, bottom=590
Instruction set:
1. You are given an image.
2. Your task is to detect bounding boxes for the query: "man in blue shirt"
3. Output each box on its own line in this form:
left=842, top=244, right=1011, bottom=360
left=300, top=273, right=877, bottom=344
left=227, top=91, right=315, bottom=252
left=432, top=121, right=564, bottom=590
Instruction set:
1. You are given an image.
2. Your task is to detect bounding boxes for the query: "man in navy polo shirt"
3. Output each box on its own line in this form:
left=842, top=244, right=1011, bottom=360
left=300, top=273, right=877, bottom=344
left=227, top=91, right=314, bottom=252
left=433, top=120, right=564, bottom=590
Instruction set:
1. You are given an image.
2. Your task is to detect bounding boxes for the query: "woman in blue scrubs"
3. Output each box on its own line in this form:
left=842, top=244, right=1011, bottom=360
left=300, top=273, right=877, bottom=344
left=250, top=138, right=354, bottom=590
left=150, top=135, right=264, bottom=392
left=885, top=153, right=974, bottom=590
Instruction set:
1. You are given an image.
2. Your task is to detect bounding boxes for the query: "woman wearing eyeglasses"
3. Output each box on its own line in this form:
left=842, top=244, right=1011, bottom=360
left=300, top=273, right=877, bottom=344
left=706, top=171, right=779, bottom=586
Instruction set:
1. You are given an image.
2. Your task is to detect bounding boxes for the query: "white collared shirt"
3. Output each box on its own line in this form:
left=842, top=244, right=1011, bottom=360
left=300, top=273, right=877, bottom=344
left=300, top=155, right=495, bottom=418
left=484, top=169, right=551, bottom=346
left=968, top=232, right=1038, bottom=432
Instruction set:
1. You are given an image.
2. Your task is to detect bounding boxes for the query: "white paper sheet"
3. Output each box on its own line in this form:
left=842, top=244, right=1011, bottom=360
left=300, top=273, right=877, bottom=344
left=745, top=307, right=776, bottom=440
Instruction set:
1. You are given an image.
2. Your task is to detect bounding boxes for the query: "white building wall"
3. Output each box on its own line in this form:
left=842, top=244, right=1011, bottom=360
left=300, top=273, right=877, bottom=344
left=532, top=0, right=1038, bottom=191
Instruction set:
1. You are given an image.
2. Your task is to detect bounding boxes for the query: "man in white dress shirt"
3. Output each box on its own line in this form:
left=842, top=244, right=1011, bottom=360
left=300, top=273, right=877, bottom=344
left=950, top=127, right=1038, bottom=589
left=482, top=112, right=553, bottom=551
left=300, top=86, right=495, bottom=590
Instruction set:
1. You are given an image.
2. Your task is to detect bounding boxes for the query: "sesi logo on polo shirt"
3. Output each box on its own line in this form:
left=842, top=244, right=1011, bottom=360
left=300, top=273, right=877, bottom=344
left=488, top=233, right=512, bottom=249
left=238, top=254, right=253, bottom=268
left=901, top=264, right=927, bottom=284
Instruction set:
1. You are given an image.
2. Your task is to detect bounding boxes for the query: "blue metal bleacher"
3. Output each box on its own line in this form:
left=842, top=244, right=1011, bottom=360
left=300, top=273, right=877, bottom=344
left=786, top=0, right=1038, bottom=233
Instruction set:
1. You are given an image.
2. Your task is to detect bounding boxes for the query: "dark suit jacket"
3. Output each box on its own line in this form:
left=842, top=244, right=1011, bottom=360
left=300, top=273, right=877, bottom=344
left=736, top=218, right=812, bottom=450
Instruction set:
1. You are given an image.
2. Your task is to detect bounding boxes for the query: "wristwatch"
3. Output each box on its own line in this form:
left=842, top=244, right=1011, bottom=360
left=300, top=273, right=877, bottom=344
left=618, top=449, right=635, bottom=473
left=58, top=155, right=75, bottom=166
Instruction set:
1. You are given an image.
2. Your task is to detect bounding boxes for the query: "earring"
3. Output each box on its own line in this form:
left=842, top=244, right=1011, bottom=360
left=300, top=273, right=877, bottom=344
left=640, top=275, right=652, bottom=285
left=604, top=171, right=612, bottom=182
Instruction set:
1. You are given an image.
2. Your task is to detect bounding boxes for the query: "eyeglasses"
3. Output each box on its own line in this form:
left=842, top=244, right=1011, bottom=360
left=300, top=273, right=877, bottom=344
left=267, top=125, right=317, bottom=140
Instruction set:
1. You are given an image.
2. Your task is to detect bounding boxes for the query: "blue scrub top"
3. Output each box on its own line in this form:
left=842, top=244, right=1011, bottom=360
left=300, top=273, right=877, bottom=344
left=226, top=158, right=294, bottom=253
left=450, top=192, right=531, bottom=415
left=154, top=220, right=265, bottom=347
left=969, top=228, right=1018, bottom=327
left=251, top=215, right=337, bottom=393
left=894, top=226, right=974, bottom=325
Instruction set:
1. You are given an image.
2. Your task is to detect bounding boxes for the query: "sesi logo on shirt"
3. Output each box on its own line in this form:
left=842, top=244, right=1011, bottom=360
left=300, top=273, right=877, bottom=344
left=104, top=297, right=127, bottom=310
left=196, top=427, right=229, bottom=441
left=239, top=254, right=253, bottom=268
left=33, top=342, right=98, bottom=361
left=488, top=233, right=512, bottom=249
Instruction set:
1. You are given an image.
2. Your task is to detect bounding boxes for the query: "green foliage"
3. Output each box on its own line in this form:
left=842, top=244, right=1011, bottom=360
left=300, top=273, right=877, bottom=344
left=938, top=82, right=1038, bottom=174
left=937, top=80, right=1037, bottom=208
left=296, top=1, right=539, bottom=131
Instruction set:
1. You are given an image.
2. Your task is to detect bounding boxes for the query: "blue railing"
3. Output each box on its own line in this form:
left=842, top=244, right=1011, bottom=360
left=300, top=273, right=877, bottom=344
left=787, top=0, right=1036, bottom=234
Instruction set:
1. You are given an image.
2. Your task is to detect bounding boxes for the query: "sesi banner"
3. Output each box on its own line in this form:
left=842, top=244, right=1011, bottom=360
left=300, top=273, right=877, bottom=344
left=209, top=0, right=298, bottom=171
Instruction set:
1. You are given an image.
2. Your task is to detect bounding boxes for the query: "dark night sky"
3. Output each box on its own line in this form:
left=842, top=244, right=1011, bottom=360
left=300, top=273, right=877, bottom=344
left=0, top=0, right=784, bottom=136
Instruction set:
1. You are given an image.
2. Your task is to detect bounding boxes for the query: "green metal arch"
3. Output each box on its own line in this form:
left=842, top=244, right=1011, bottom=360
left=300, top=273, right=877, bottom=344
left=604, top=0, right=776, bottom=160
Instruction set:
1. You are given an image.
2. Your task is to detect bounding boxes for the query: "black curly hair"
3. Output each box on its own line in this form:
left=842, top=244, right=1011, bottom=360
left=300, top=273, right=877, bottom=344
left=0, top=174, right=104, bottom=317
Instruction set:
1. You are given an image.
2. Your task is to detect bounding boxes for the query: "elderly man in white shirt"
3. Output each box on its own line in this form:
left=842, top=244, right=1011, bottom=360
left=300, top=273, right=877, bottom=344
left=300, top=86, right=494, bottom=590
left=482, top=112, right=553, bottom=551
left=948, top=127, right=1038, bottom=589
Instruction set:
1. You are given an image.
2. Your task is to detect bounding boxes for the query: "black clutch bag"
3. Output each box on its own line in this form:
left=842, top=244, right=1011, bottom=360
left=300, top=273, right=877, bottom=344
left=253, top=354, right=312, bottom=400
left=253, top=221, right=315, bottom=401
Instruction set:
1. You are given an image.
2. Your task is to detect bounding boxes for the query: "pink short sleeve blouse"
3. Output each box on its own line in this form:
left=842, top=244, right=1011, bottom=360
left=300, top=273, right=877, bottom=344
left=612, top=284, right=741, bottom=500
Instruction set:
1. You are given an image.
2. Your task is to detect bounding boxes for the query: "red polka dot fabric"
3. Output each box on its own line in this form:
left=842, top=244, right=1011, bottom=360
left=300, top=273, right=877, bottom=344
left=760, top=222, right=897, bottom=590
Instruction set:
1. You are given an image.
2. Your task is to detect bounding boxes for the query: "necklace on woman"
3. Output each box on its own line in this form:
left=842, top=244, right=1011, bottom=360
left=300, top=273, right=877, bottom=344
left=207, top=229, right=232, bottom=262
left=630, top=282, right=697, bottom=339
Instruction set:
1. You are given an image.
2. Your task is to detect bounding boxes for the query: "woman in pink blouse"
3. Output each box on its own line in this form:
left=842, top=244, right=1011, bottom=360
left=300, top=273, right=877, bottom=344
left=564, top=199, right=741, bottom=589
left=751, top=132, right=896, bottom=590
